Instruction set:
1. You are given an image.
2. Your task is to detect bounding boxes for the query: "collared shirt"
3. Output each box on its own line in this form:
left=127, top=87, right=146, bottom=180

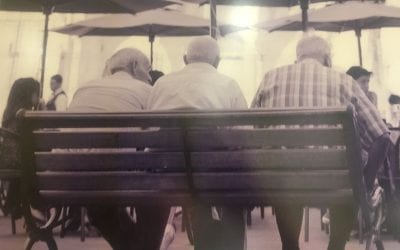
left=49, top=87, right=68, bottom=111
left=146, top=63, right=248, bottom=110
left=68, top=71, right=151, bottom=112
left=251, top=58, right=388, bottom=151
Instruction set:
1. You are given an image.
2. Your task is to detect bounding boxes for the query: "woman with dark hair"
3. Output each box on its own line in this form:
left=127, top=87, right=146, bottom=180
left=1, top=78, right=40, bottom=216
left=2, top=78, right=40, bottom=129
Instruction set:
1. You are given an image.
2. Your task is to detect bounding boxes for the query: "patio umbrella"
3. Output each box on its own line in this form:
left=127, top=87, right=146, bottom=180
left=52, top=8, right=245, bottom=66
left=255, top=0, right=397, bottom=66
left=0, top=0, right=176, bottom=95
left=181, top=0, right=336, bottom=38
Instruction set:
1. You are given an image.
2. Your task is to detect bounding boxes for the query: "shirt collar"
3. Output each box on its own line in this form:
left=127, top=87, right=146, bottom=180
left=184, top=62, right=217, bottom=71
left=108, top=71, right=134, bottom=80
left=297, top=58, right=323, bottom=66
left=104, top=71, right=149, bottom=87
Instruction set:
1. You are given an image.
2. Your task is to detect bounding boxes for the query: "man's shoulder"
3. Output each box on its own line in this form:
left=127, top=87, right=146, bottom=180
left=263, top=63, right=295, bottom=75
left=79, top=77, right=152, bottom=92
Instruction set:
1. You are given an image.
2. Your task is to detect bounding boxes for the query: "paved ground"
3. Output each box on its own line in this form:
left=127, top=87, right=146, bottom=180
left=1, top=208, right=399, bottom=250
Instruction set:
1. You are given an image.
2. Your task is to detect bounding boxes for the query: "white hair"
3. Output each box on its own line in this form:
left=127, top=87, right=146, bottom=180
left=103, top=48, right=149, bottom=76
left=296, top=35, right=331, bottom=61
left=186, top=36, right=220, bottom=65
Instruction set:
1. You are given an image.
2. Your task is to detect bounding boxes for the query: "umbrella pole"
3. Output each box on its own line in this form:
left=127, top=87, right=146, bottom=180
left=40, top=5, right=52, bottom=98
left=210, top=0, right=217, bottom=39
left=149, top=33, right=155, bottom=68
left=355, top=28, right=363, bottom=66
left=300, top=0, right=309, bottom=32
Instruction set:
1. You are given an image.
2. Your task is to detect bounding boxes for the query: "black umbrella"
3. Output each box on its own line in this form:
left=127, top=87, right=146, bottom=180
left=0, top=0, right=175, bottom=95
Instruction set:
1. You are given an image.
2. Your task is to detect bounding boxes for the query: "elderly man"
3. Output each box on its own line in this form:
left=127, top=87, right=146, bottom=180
left=68, top=48, right=169, bottom=250
left=251, top=35, right=391, bottom=250
left=147, top=37, right=248, bottom=250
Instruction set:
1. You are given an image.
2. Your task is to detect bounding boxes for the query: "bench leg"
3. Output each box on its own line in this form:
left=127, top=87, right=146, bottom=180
left=358, top=209, right=364, bottom=244
left=260, top=207, right=265, bottom=219
left=11, top=212, right=16, bottom=235
left=24, top=232, right=58, bottom=250
left=304, top=207, right=309, bottom=242
left=80, top=207, right=86, bottom=242
left=25, top=228, right=58, bottom=250
left=181, top=208, right=186, bottom=232
left=24, top=206, right=62, bottom=250
left=246, top=209, right=252, bottom=226
left=60, top=207, right=67, bottom=238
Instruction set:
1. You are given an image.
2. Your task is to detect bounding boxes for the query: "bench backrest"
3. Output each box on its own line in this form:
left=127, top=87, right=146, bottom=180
left=19, top=106, right=365, bottom=206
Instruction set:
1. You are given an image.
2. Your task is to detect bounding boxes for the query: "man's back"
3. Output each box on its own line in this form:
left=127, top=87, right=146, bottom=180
left=69, top=71, right=151, bottom=112
left=147, top=63, right=247, bottom=110
left=252, top=58, right=387, bottom=151
left=146, top=49, right=248, bottom=249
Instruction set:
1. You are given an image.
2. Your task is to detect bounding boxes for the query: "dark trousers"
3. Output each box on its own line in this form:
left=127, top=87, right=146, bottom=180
left=364, top=133, right=392, bottom=192
left=192, top=203, right=246, bottom=250
left=87, top=205, right=170, bottom=250
left=275, top=203, right=356, bottom=250
left=4, top=179, right=21, bottom=214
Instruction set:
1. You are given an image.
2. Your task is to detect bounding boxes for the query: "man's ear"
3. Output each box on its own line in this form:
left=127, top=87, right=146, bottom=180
left=130, top=61, right=138, bottom=76
left=183, top=55, right=188, bottom=65
left=213, top=56, right=220, bottom=68
left=324, top=55, right=332, bottom=68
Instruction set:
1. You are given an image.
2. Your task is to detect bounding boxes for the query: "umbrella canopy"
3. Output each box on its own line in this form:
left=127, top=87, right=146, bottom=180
left=255, top=0, right=400, bottom=66
left=0, top=0, right=175, bottom=13
left=181, top=0, right=335, bottom=36
left=52, top=8, right=245, bottom=65
left=0, top=0, right=176, bottom=95
left=181, top=0, right=331, bottom=7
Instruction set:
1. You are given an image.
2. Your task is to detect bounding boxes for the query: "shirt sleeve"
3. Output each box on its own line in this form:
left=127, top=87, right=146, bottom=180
left=230, top=80, right=248, bottom=109
left=251, top=72, right=268, bottom=108
left=342, top=78, right=389, bottom=148
left=55, top=94, right=68, bottom=111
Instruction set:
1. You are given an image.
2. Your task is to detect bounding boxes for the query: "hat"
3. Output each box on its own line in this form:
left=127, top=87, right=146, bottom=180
left=346, top=66, right=372, bottom=80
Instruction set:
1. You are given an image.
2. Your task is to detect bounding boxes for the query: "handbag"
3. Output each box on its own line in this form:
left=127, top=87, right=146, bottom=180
left=0, top=127, right=21, bottom=169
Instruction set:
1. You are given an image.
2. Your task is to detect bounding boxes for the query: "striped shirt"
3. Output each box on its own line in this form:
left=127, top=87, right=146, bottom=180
left=251, top=58, right=388, bottom=151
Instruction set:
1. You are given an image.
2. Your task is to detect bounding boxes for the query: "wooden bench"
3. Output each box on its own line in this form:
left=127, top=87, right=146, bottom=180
left=19, top=106, right=370, bottom=250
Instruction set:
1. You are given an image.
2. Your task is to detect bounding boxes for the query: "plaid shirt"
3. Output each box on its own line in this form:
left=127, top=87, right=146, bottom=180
left=251, top=58, right=388, bottom=151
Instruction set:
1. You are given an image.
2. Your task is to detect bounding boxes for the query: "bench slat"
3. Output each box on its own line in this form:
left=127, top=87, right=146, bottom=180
left=33, top=127, right=345, bottom=150
left=37, top=170, right=351, bottom=191
left=22, top=108, right=348, bottom=129
left=192, top=149, right=347, bottom=169
left=189, top=127, right=345, bottom=148
left=38, top=190, right=354, bottom=206
left=35, top=151, right=185, bottom=171
left=35, top=149, right=348, bottom=171
left=34, top=129, right=183, bottom=151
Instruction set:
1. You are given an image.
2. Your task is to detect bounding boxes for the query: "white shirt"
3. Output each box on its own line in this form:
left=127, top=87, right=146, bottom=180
left=50, top=87, right=68, bottom=111
left=146, top=63, right=248, bottom=110
left=68, top=71, right=152, bottom=112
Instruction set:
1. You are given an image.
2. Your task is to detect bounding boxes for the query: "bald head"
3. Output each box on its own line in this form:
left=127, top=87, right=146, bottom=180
left=105, top=47, right=151, bottom=83
left=296, top=35, right=331, bottom=66
left=184, top=37, right=220, bottom=68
